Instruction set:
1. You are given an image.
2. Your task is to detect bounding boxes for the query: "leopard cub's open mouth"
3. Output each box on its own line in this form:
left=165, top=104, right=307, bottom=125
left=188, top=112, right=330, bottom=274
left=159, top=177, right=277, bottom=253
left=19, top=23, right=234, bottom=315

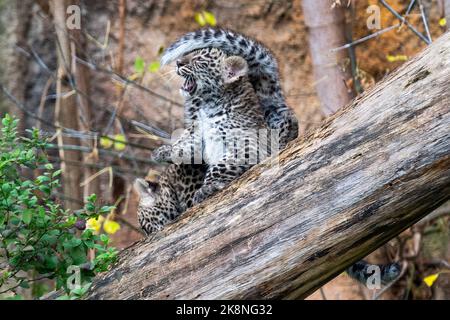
left=181, top=77, right=197, bottom=95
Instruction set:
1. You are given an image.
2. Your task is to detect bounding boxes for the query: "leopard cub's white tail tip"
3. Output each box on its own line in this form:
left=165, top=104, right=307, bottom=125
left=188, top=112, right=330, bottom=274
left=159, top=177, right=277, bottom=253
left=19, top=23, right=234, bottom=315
left=161, top=42, right=201, bottom=66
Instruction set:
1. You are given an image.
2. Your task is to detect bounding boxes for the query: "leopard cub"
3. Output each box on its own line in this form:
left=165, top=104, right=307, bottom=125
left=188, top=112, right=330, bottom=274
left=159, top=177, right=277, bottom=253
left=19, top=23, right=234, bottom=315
left=134, top=164, right=206, bottom=236
left=152, top=48, right=269, bottom=204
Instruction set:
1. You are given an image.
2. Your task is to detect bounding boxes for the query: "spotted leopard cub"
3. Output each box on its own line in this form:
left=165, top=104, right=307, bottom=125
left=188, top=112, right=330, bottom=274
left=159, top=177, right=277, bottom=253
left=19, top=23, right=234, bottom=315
left=160, top=28, right=298, bottom=149
left=153, top=48, right=269, bottom=204
left=134, top=164, right=206, bottom=235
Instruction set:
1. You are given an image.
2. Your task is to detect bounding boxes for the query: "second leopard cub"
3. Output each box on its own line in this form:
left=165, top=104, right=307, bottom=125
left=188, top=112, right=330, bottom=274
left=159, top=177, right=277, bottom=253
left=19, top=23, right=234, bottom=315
left=153, top=48, right=269, bottom=204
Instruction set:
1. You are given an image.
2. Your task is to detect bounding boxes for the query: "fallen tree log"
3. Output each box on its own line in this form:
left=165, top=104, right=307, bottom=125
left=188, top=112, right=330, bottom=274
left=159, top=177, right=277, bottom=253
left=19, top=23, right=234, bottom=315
left=86, top=32, right=450, bottom=300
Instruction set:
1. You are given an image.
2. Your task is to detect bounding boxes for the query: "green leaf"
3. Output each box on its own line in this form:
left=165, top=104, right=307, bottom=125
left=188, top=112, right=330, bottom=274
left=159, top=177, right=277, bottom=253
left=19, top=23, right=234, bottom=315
left=85, top=202, right=95, bottom=212
left=81, top=229, right=93, bottom=240
left=100, top=234, right=109, bottom=244
left=39, top=185, right=51, bottom=196
left=26, top=149, right=34, bottom=160
left=63, top=237, right=82, bottom=249
left=44, top=163, right=54, bottom=170
left=99, top=205, right=114, bottom=214
left=134, top=56, right=145, bottom=74
left=19, top=280, right=30, bottom=288
left=44, top=255, right=58, bottom=269
left=2, top=183, right=11, bottom=193
left=148, top=61, right=160, bottom=73
left=69, top=245, right=87, bottom=265
left=87, top=194, right=97, bottom=203
left=41, top=232, right=59, bottom=246
left=36, top=175, right=51, bottom=184
left=84, top=240, right=95, bottom=249
left=71, top=282, right=91, bottom=297
left=22, top=209, right=32, bottom=224
left=52, top=170, right=62, bottom=178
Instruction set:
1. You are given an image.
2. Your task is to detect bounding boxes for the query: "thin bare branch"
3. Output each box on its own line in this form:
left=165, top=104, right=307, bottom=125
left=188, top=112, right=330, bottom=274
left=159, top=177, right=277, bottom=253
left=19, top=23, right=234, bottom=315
left=331, top=24, right=401, bottom=52
left=45, top=143, right=159, bottom=165
left=379, top=0, right=431, bottom=45
left=13, top=43, right=174, bottom=141
left=418, top=0, right=432, bottom=42
left=1, top=82, right=160, bottom=152
left=75, top=57, right=182, bottom=107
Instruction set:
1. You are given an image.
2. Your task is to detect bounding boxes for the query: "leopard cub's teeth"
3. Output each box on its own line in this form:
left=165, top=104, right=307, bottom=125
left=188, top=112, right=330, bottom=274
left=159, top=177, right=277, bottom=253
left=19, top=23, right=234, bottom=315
left=182, top=78, right=196, bottom=94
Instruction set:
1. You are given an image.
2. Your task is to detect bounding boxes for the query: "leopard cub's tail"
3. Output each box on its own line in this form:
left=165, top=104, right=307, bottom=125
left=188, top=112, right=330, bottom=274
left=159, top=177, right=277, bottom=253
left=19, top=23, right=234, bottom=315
left=347, top=260, right=401, bottom=286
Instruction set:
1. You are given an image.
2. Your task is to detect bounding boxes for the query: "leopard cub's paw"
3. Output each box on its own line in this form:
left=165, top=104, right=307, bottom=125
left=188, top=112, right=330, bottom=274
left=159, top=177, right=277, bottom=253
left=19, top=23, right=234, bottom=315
left=193, top=185, right=217, bottom=205
left=192, top=189, right=208, bottom=205
left=152, top=145, right=173, bottom=162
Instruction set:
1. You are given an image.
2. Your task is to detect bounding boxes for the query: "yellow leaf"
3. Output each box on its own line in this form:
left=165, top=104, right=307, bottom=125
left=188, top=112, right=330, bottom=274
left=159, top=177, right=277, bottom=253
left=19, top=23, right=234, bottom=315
left=100, top=136, right=113, bottom=149
left=127, top=73, right=140, bottom=81
left=194, top=12, right=206, bottom=26
left=439, top=18, right=447, bottom=27
left=113, top=82, right=125, bottom=90
left=113, top=134, right=126, bottom=151
left=423, top=273, right=439, bottom=287
left=86, top=216, right=104, bottom=233
left=103, top=219, right=121, bottom=235
left=203, top=11, right=217, bottom=26
left=386, top=54, right=408, bottom=62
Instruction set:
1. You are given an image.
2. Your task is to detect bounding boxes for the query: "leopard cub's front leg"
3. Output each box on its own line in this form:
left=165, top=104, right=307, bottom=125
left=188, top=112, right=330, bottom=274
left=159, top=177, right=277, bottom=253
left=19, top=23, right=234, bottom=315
left=192, top=182, right=220, bottom=204
left=153, top=125, right=201, bottom=164
left=193, top=164, right=251, bottom=204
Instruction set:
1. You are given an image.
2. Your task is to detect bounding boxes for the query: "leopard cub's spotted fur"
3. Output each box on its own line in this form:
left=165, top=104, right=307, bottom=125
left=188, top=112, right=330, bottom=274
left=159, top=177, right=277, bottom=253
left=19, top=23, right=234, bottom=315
left=136, top=28, right=296, bottom=234
left=153, top=47, right=269, bottom=204
left=134, top=164, right=206, bottom=236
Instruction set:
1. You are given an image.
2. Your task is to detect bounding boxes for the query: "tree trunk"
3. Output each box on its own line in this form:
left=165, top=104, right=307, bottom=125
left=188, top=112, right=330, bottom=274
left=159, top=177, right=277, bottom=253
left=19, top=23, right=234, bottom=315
left=51, top=0, right=100, bottom=208
left=70, top=18, right=101, bottom=202
left=80, top=31, right=450, bottom=300
left=1, top=0, right=34, bottom=133
left=301, top=0, right=354, bottom=116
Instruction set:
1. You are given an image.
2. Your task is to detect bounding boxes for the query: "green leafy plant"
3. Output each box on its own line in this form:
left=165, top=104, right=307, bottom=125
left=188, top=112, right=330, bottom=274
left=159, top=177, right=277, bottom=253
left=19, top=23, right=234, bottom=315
left=0, top=115, right=118, bottom=299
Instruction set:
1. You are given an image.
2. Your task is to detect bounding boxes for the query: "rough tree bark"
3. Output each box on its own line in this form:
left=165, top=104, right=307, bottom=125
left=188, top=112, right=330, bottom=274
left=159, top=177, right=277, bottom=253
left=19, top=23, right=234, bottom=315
left=1, top=0, right=34, bottom=133
left=301, top=0, right=354, bottom=115
left=51, top=0, right=83, bottom=210
left=71, top=18, right=101, bottom=202
left=81, top=32, right=450, bottom=300
left=51, top=0, right=100, bottom=207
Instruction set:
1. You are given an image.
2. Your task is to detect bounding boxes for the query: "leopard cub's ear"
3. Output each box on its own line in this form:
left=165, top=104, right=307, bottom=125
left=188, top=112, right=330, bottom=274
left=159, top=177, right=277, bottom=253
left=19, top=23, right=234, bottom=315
left=222, top=56, right=248, bottom=84
left=133, top=178, right=159, bottom=197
